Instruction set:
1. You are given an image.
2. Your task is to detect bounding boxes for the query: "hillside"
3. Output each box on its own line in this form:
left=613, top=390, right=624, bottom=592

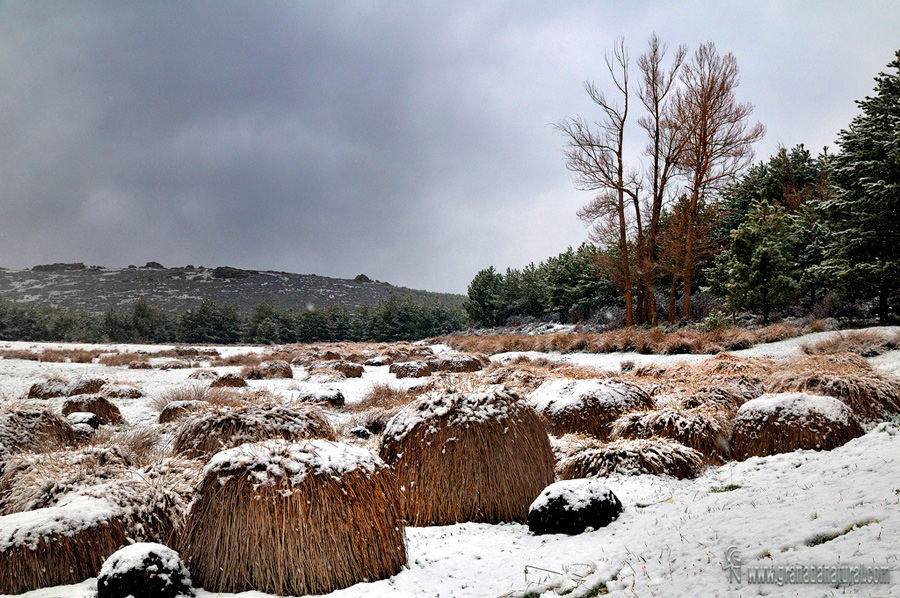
left=0, top=263, right=464, bottom=313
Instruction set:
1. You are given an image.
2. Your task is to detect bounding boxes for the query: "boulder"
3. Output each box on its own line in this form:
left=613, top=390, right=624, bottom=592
left=97, top=542, right=194, bottom=598
left=528, top=479, right=622, bottom=535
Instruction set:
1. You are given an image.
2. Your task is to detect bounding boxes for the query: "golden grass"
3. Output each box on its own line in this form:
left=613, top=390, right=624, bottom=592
left=609, top=408, right=732, bottom=463
left=801, top=329, right=900, bottom=357
left=0, top=445, right=134, bottom=515
left=443, top=324, right=805, bottom=356
left=179, top=440, right=406, bottom=595
left=557, top=437, right=704, bottom=480
left=480, top=359, right=607, bottom=394
left=0, top=348, right=98, bottom=363
left=99, top=352, right=149, bottom=367
left=173, top=405, right=336, bottom=459
left=210, top=352, right=263, bottom=367
left=731, top=393, right=865, bottom=460
left=0, top=349, right=41, bottom=361
left=88, top=427, right=163, bottom=465
left=351, top=383, right=424, bottom=413
left=0, top=502, right=133, bottom=593
left=210, top=373, right=248, bottom=388
left=379, top=389, right=555, bottom=526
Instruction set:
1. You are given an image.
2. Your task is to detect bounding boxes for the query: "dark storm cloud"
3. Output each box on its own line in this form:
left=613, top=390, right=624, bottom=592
left=0, top=1, right=898, bottom=292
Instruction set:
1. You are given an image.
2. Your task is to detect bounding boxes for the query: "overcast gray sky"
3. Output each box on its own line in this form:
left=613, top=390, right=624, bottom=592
left=0, top=1, right=897, bottom=293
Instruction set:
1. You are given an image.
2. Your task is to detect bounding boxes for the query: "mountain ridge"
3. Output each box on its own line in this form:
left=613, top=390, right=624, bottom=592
left=0, top=263, right=464, bottom=314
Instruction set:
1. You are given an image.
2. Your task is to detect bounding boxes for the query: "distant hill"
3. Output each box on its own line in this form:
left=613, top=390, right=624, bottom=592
left=0, top=263, right=464, bottom=314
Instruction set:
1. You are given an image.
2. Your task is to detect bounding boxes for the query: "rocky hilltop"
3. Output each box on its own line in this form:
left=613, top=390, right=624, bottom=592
left=0, top=262, right=463, bottom=313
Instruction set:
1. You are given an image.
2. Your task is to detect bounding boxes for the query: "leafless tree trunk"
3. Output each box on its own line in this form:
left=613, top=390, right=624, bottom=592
left=636, top=34, right=687, bottom=325
left=558, top=38, right=637, bottom=326
left=672, top=42, right=765, bottom=320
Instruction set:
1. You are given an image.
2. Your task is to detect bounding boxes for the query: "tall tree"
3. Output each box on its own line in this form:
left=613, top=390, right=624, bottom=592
left=818, top=51, right=900, bottom=323
left=558, top=38, right=638, bottom=326
left=635, top=34, right=687, bottom=324
left=672, top=42, right=765, bottom=320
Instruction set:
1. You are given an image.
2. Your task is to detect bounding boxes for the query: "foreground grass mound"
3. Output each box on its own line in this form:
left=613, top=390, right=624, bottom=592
left=180, top=439, right=405, bottom=595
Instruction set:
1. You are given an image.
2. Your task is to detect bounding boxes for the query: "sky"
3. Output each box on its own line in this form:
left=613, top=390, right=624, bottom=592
left=0, top=1, right=897, bottom=294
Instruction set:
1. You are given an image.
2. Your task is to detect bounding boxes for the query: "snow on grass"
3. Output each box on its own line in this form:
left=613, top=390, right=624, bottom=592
left=3, top=330, right=900, bottom=597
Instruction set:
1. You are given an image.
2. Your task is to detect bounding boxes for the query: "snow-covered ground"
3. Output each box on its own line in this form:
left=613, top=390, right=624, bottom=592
left=2, top=329, right=899, bottom=597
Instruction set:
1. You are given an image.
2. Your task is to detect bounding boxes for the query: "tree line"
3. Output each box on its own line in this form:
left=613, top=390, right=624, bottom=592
left=0, top=295, right=466, bottom=345
left=467, top=42, right=899, bottom=327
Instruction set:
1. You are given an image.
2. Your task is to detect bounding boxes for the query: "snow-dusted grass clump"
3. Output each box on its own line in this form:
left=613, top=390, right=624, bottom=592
left=557, top=437, right=705, bottom=480
left=609, top=407, right=732, bottom=463
left=172, top=404, right=335, bottom=459
left=732, top=392, right=864, bottom=460
left=179, top=439, right=405, bottom=596
left=528, top=378, right=654, bottom=439
left=380, top=388, right=555, bottom=525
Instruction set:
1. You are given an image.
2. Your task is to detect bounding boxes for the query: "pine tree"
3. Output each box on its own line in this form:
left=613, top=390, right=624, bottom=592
left=709, top=198, right=799, bottom=323
left=819, top=51, right=900, bottom=323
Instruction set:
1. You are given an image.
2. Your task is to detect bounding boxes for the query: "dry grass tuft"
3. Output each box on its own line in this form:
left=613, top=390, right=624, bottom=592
left=88, top=427, right=163, bottom=465
left=351, top=383, right=424, bottom=412
left=557, top=437, right=704, bottom=480
left=210, top=352, right=263, bottom=367
left=783, top=353, right=875, bottom=376
left=766, top=371, right=900, bottom=421
left=379, top=389, right=555, bottom=525
left=625, top=354, right=775, bottom=396
left=444, top=324, right=805, bottom=357
left=99, top=352, right=149, bottom=367
left=173, top=404, right=335, bottom=459
left=0, top=348, right=98, bottom=363
left=26, top=376, right=70, bottom=400
left=801, top=329, right=900, bottom=357
left=241, top=360, right=294, bottom=380
left=179, top=439, right=406, bottom=595
left=0, top=349, right=41, bottom=361
left=150, top=384, right=243, bottom=412
left=731, top=392, right=865, bottom=460
left=210, top=373, right=248, bottom=388
left=609, top=408, right=732, bottom=463
left=481, top=359, right=607, bottom=394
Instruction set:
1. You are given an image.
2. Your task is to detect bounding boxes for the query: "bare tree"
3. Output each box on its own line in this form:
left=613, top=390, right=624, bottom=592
left=672, top=42, right=765, bottom=319
left=635, top=34, right=687, bottom=324
left=557, top=38, right=637, bottom=326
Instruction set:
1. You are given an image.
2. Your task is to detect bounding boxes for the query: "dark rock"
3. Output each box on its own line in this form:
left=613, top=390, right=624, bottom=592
left=97, top=542, right=194, bottom=598
left=528, top=479, right=622, bottom=536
